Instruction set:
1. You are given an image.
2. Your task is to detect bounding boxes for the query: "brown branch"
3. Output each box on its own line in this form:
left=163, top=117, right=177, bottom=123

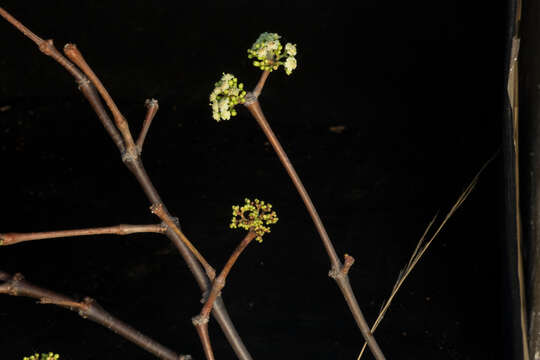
left=0, top=271, right=191, bottom=360
left=151, top=204, right=216, bottom=281
left=252, top=70, right=270, bottom=98
left=243, top=97, right=386, bottom=360
left=0, top=7, right=125, bottom=153
left=0, top=7, right=253, bottom=360
left=194, top=231, right=257, bottom=360
left=137, top=99, right=159, bottom=153
left=64, top=44, right=138, bottom=158
left=0, top=224, right=166, bottom=246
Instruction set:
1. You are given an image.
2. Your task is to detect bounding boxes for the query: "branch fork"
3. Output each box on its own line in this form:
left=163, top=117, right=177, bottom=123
left=0, top=6, right=254, bottom=360
left=328, top=254, right=355, bottom=280
left=239, top=68, right=386, bottom=360
left=0, top=271, right=191, bottom=360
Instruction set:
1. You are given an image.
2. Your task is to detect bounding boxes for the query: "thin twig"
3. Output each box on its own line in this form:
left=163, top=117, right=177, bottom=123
left=356, top=154, right=497, bottom=359
left=137, top=99, right=159, bottom=153
left=64, top=44, right=138, bottom=157
left=0, top=271, right=191, bottom=360
left=0, top=223, right=166, bottom=246
left=1, top=7, right=253, bottom=360
left=243, top=91, right=385, bottom=359
left=151, top=203, right=216, bottom=281
left=193, top=231, right=257, bottom=360
left=252, top=70, right=270, bottom=98
left=0, top=7, right=125, bottom=153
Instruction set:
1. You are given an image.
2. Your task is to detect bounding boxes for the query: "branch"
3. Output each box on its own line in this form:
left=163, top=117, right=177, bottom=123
left=243, top=97, right=386, bottom=360
left=0, top=7, right=253, bottom=360
left=150, top=203, right=216, bottom=281
left=0, top=224, right=166, bottom=246
left=193, top=231, right=257, bottom=360
left=0, top=7, right=125, bottom=153
left=137, top=99, right=159, bottom=153
left=252, top=70, right=270, bottom=98
left=0, top=271, right=191, bottom=360
left=64, top=43, right=138, bottom=158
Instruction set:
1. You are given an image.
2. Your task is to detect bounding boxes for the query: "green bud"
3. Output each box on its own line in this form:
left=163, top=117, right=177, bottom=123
left=238, top=83, right=244, bottom=90
left=253, top=61, right=260, bottom=66
left=231, top=110, right=237, bottom=116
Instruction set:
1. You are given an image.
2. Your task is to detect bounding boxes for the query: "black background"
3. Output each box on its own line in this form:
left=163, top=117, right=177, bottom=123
left=0, top=2, right=504, bottom=359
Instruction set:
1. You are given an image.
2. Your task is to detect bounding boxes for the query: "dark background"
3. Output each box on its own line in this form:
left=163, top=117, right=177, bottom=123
left=0, top=2, right=504, bottom=360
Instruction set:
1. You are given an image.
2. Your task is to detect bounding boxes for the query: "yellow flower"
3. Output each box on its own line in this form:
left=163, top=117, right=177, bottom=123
left=230, top=198, right=278, bottom=242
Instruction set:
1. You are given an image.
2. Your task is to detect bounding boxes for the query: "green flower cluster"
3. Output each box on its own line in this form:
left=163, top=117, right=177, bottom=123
left=247, top=32, right=297, bottom=75
left=209, top=73, right=247, bottom=121
left=23, top=353, right=59, bottom=360
left=230, top=198, right=278, bottom=243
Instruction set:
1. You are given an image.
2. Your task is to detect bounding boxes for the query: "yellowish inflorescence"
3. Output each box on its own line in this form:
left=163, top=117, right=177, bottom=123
left=247, top=32, right=297, bottom=75
left=23, top=353, right=59, bottom=360
left=230, top=198, right=278, bottom=243
left=209, top=73, right=247, bottom=122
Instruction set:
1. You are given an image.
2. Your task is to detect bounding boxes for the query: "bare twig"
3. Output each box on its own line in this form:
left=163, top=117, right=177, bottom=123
left=0, top=223, right=166, bottom=246
left=193, top=231, right=257, bottom=360
left=151, top=203, right=216, bottom=281
left=137, top=99, right=159, bottom=153
left=0, top=7, right=125, bottom=153
left=64, top=43, right=138, bottom=158
left=243, top=76, right=386, bottom=359
left=0, top=271, right=191, bottom=360
left=0, top=7, right=253, bottom=360
left=356, top=154, right=496, bottom=359
left=252, top=70, right=270, bottom=98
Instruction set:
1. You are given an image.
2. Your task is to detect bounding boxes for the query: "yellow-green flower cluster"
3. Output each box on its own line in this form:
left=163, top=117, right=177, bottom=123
left=209, top=73, right=247, bottom=121
left=230, top=198, right=278, bottom=243
left=247, top=32, right=298, bottom=75
left=23, top=353, right=59, bottom=360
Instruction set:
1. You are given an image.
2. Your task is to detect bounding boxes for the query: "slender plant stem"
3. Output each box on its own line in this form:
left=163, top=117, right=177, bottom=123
left=201, top=231, right=256, bottom=318
left=0, top=7, right=125, bottom=153
left=0, top=8, right=253, bottom=360
left=0, top=224, right=166, bottom=246
left=64, top=43, right=138, bottom=157
left=252, top=70, right=270, bottom=98
left=0, top=271, right=191, bottom=360
left=193, top=231, right=257, bottom=360
left=244, top=98, right=340, bottom=266
left=126, top=159, right=253, bottom=360
left=137, top=99, right=159, bottom=152
left=356, top=155, right=492, bottom=359
left=151, top=203, right=216, bottom=281
left=243, top=74, right=386, bottom=359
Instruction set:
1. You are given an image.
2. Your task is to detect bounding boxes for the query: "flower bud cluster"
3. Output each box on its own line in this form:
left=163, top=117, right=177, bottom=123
left=247, top=32, right=297, bottom=75
left=230, top=198, right=278, bottom=243
left=209, top=73, right=247, bottom=121
left=23, top=353, right=60, bottom=360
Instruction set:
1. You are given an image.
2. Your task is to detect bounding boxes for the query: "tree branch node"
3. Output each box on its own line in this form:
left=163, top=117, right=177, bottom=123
left=192, top=314, right=209, bottom=326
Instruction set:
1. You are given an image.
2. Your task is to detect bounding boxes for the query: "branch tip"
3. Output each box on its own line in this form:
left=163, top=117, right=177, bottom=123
left=343, top=253, right=355, bottom=274
left=192, top=314, right=209, bottom=326
left=145, top=98, right=159, bottom=109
